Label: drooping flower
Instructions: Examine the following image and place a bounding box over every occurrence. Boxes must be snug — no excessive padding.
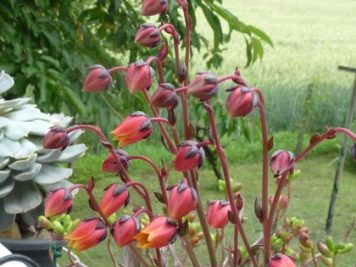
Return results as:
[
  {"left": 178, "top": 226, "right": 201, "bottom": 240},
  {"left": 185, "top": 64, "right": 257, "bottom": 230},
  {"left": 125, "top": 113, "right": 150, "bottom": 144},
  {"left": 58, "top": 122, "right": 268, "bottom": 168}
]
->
[
  {"left": 111, "top": 112, "right": 152, "bottom": 147},
  {"left": 43, "top": 126, "right": 69, "bottom": 150},
  {"left": 135, "top": 23, "right": 161, "bottom": 48},
  {"left": 270, "top": 150, "right": 295, "bottom": 177},
  {"left": 174, "top": 141, "right": 205, "bottom": 171},
  {"left": 142, "top": 0, "right": 168, "bottom": 16},
  {"left": 98, "top": 184, "right": 130, "bottom": 217},
  {"left": 150, "top": 83, "right": 179, "bottom": 108},
  {"left": 82, "top": 65, "right": 112, "bottom": 92},
  {"left": 269, "top": 254, "right": 296, "bottom": 267},
  {"left": 102, "top": 149, "right": 130, "bottom": 173},
  {"left": 226, "top": 86, "right": 258, "bottom": 117},
  {"left": 206, "top": 200, "right": 231, "bottom": 228},
  {"left": 44, "top": 188, "right": 73, "bottom": 217},
  {"left": 135, "top": 217, "right": 178, "bottom": 248},
  {"left": 187, "top": 72, "right": 218, "bottom": 101},
  {"left": 66, "top": 218, "right": 107, "bottom": 252},
  {"left": 125, "top": 61, "right": 154, "bottom": 93},
  {"left": 167, "top": 179, "right": 197, "bottom": 219},
  {"left": 112, "top": 215, "right": 140, "bottom": 247}
]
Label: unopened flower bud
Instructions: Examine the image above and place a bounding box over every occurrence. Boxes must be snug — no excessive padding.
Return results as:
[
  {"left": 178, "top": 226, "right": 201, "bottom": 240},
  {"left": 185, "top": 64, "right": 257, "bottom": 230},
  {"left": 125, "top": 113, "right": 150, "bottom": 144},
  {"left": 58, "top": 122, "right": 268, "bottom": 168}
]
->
[
  {"left": 226, "top": 86, "right": 258, "bottom": 117},
  {"left": 45, "top": 188, "right": 73, "bottom": 217},
  {"left": 82, "top": 65, "right": 112, "bottom": 92},
  {"left": 188, "top": 72, "right": 218, "bottom": 101},
  {"left": 125, "top": 61, "right": 154, "bottom": 93},
  {"left": 150, "top": 83, "right": 179, "bottom": 108},
  {"left": 43, "top": 126, "right": 69, "bottom": 150},
  {"left": 112, "top": 215, "right": 140, "bottom": 247},
  {"left": 269, "top": 254, "right": 296, "bottom": 267},
  {"left": 135, "top": 23, "right": 161, "bottom": 48},
  {"left": 142, "top": 0, "right": 168, "bottom": 16},
  {"left": 206, "top": 200, "right": 231, "bottom": 228},
  {"left": 98, "top": 184, "right": 130, "bottom": 217},
  {"left": 270, "top": 150, "right": 295, "bottom": 177},
  {"left": 102, "top": 149, "right": 130, "bottom": 173},
  {"left": 174, "top": 141, "right": 205, "bottom": 171}
]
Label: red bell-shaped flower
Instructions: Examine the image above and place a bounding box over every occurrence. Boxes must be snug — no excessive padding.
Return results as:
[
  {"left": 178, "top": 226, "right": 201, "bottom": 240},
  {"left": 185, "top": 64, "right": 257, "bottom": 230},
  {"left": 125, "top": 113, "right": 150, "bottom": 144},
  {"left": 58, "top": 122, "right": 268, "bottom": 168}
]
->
[
  {"left": 269, "top": 254, "right": 296, "bottom": 267},
  {"left": 125, "top": 61, "right": 154, "bottom": 93},
  {"left": 206, "top": 200, "right": 231, "bottom": 228},
  {"left": 44, "top": 188, "right": 73, "bottom": 217},
  {"left": 98, "top": 184, "right": 130, "bottom": 217},
  {"left": 66, "top": 218, "right": 107, "bottom": 252},
  {"left": 142, "top": 0, "right": 168, "bottom": 16},
  {"left": 174, "top": 141, "right": 205, "bottom": 171},
  {"left": 82, "top": 65, "right": 112, "bottom": 92},
  {"left": 111, "top": 112, "right": 152, "bottom": 147},
  {"left": 188, "top": 72, "right": 218, "bottom": 101},
  {"left": 150, "top": 83, "right": 179, "bottom": 108},
  {"left": 112, "top": 215, "right": 140, "bottom": 247},
  {"left": 135, "top": 217, "right": 178, "bottom": 248},
  {"left": 43, "top": 126, "right": 69, "bottom": 150},
  {"left": 102, "top": 149, "right": 130, "bottom": 173},
  {"left": 270, "top": 150, "right": 295, "bottom": 177},
  {"left": 167, "top": 179, "right": 197, "bottom": 219},
  {"left": 226, "top": 86, "right": 258, "bottom": 117},
  {"left": 135, "top": 23, "right": 161, "bottom": 48}
]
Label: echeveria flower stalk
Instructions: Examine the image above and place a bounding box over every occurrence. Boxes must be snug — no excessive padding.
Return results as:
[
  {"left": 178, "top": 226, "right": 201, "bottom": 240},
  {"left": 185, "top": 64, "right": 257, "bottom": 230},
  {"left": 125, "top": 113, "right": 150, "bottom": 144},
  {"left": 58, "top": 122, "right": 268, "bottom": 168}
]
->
[
  {"left": 125, "top": 61, "right": 154, "bottom": 93},
  {"left": 98, "top": 184, "right": 130, "bottom": 217},
  {"left": 111, "top": 112, "right": 152, "bottom": 147},
  {"left": 174, "top": 140, "right": 205, "bottom": 171},
  {"left": 167, "top": 179, "right": 197, "bottom": 219},
  {"left": 135, "top": 23, "right": 161, "bottom": 48},
  {"left": 187, "top": 72, "right": 218, "bottom": 101},
  {"left": 82, "top": 65, "right": 112, "bottom": 92},
  {"left": 43, "top": 126, "right": 70, "bottom": 150},
  {"left": 44, "top": 188, "right": 73, "bottom": 217},
  {"left": 102, "top": 149, "right": 130, "bottom": 173},
  {"left": 66, "top": 218, "right": 107, "bottom": 252},
  {"left": 270, "top": 150, "right": 295, "bottom": 177},
  {"left": 135, "top": 217, "right": 178, "bottom": 248},
  {"left": 206, "top": 200, "right": 231, "bottom": 229},
  {"left": 112, "top": 215, "right": 140, "bottom": 247},
  {"left": 269, "top": 254, "right": 296, "bottom": 267},
  {"left": 226, "top": 86, "right": 258, "bottom": 117},
  {"left": 141, "top": 0, "right": 168, "bottom": 16},
  {"left": 150, "top": 83, "right": 179, "bottom": 108}
]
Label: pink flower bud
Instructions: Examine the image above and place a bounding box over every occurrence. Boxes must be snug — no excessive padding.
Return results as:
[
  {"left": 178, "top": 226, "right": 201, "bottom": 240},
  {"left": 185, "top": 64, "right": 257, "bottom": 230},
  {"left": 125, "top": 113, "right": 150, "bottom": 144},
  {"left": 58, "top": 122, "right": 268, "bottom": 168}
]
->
[
  {"left": 102, "top": 149, "right": 130, "bottom": 173},
  {"left": 206, "top": 200, "right": 231, "bottom": 228},
  {"left": 43, "top": 126, "right": 69, "bottom": 150},
  {"left": 112, "top": 215, "right": 140, "bottom": 247},
  {"left": 141, "top": 0, "right": 168, "bottom": 16},
  {"left": 150, "top": 83, "right": 179, "bottom": 108},
  {"left": 269, "top": 254, "right": 296, "bottom": 267},
  {"left": 269, "top": 195, "right": 289, "bottom": 211},
  {"left": 135, "top": 217, "right": 178, "bottom": 248},
  {"left": 270, "top": 150, "right": 295, "bottom": 177},
  {"left": 82, "top": 65, "right": 112, "bottom": 92},
  {"left": 111, "top": 112, "right": 152, "bottom": 147},
  {"left": 351, "top": 143, "right": 356, "bottom": 161},
  {"left": 98, "top": 184, "right": 130, "bottom": 217},
  {"left": 174, "top": 140, "right": 205, "bottom": 171},
  {"left": 188, "top": 72, "right": 218, "bottom": 101},
  {"left": 66, "top": 218, "right": 107, "bottom": 252},
  {"left": 135, "top": 23, "right": 161, "bottom": 48},
  {"left": 167, "top": 180, "right": 197, "bottom": 219},
  {"left": 44, "top": 188, "right": 73, "bottom": 217},
  {"left": 226, "top": 86, "right": 258, "bottom": 117},
  {"left": 125, "top": 61, "right": 154, "bottom": 93}
]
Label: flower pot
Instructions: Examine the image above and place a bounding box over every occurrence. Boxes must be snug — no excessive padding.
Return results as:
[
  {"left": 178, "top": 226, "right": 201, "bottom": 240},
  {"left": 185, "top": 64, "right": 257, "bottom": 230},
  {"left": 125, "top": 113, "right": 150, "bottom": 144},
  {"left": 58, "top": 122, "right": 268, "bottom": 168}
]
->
[{"left": 0, "top": 238, "right": 65, "bottom": 267}]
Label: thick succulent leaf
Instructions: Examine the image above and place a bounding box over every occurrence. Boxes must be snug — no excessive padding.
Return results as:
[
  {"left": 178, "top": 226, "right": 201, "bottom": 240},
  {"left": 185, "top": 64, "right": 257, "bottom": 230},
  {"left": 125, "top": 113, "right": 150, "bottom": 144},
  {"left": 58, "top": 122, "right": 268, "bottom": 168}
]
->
[
  {"left": 8, "top": 153, "right": 37, "bottom": 171},
  {"left": 56, "top": 144, "right": 86, "bottom": 163},
  {"left": 3, "top": 181, "right": 42, "bottom": 214},
  {"left": 0, "top": 169, "right": 11, "bottom": 183},
  {"left": 0, "top": 98, "right": 31, "bottom": 111},
  {"left": 0, "top": 137, "right": 21, "bottom": 158},
  {"left": 0, "top": 117, "right": 9, "bottom": 128},
  {"left": 13, "top": 139, "right": 37, "bottom": 159},
  {"left": 68, "top": 129, "right": 84, "bottom": 144},
  {"left": 0, "top": 179, "right": 15, "bottom": 198},
  {"left": 24, "top": 120, "right": 55, "bottom": 136},
  {"left": 0, "top": 70, "right": 14, "bottom": 94},
  {"left": 48, "top": 113, "right": 73, "bottom": 128},
  {"left": 5, "top": 105, "right": 48, "bottom": 121},
  {"left": 40, "top": 180, "right": 72, "bottom": 193},
  {"left": 13, "top": 163, "right": 42, "bottom": 181},
  {"left": 28, "top": 136, "right": 46, "bottom": 150},
  {"left": 0, "top": 199, "right": 15, "bottom": 231},
  {"left": 36, "top": 149, "right": 62, "bottom": 163},
  {"left": 0, "top": 157, "right": 10, "bottom": 169},
  {"left": 5, "top": 120, "right": 32, "bottom": 140},
  {"left": 0, "top": 128, "right": 3, "bottom": 139},
  {"left": 34, "top": 164, "right": 72, "bottom": 185},
  {"left": 19, "top": 203, "right": 44, "bottom": 227}
]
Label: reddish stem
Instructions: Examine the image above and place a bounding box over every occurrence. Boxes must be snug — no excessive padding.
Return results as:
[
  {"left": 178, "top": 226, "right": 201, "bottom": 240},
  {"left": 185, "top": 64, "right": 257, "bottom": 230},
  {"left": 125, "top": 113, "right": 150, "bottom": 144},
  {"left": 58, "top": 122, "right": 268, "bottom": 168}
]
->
[
  {"left": 125, "top": 181, "right": 154, "bottom": 217},
  {"left": 108, "top": 66, "right": 127, "bottom": 74},
  {"left": 132, "top": 207, "right": 154, "bottom": 219},
  {"left": 175, "top": 86, "right": 188, "bottom": 93},
  {"left": 217, "top": 74, "right": 238, "bottom": 84}
]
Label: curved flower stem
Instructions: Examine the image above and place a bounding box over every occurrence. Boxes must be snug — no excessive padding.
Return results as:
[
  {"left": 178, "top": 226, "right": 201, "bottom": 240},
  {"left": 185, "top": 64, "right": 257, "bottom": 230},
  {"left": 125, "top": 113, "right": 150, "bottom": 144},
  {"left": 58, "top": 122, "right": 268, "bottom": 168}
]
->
[
  {"left": 204, "top": 101, "right": 257, "bottom": 267},
  {"left": 125, "top": 181, "right": 153, "bottom": 218},
  {"left": 181, "top": 5, "right": 191, "bottom": 86},
  {"left": 146, "top": 56, "right": 164, "bottom": 83},
  {"left": 107, "top": 233, "right": 118, "bottom": 267},
  {"left": 142, "top": 90, "right": 177, "bottom": 153},
  {"left": 175, "top": 86, "right": 188, "bottom": 93},
  {"left": 128, "top": 244, "right": 151, "bottom": 267},
  {"left": 334, "top": 127, "right": 356, "bottom": 140},
  {"left": 268, "top": 173, "right": 288, "bottom": 227},
  {"left": 233, "top": 224, "right": 239, "bottom": 267},
  {"left": 133, "top": 207, "right": 154, "bottom": 219},
  {"left": 150, "top": 117, "right": 173, "bottom": 127},
  {"left": 217, "top": 74, "right": 238, "bottom": 84},
  {"left": 66, "top": 125, "right": 146, "bottom": 199},
  {"left": 257, "top": 99, "right": 271, "bottom": 265},
  {"left": 108, "top": 66, "right": 127, "bottom": 74},
  {"left": 127, "top": 155, "right": 167, "bottom": 204}
]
